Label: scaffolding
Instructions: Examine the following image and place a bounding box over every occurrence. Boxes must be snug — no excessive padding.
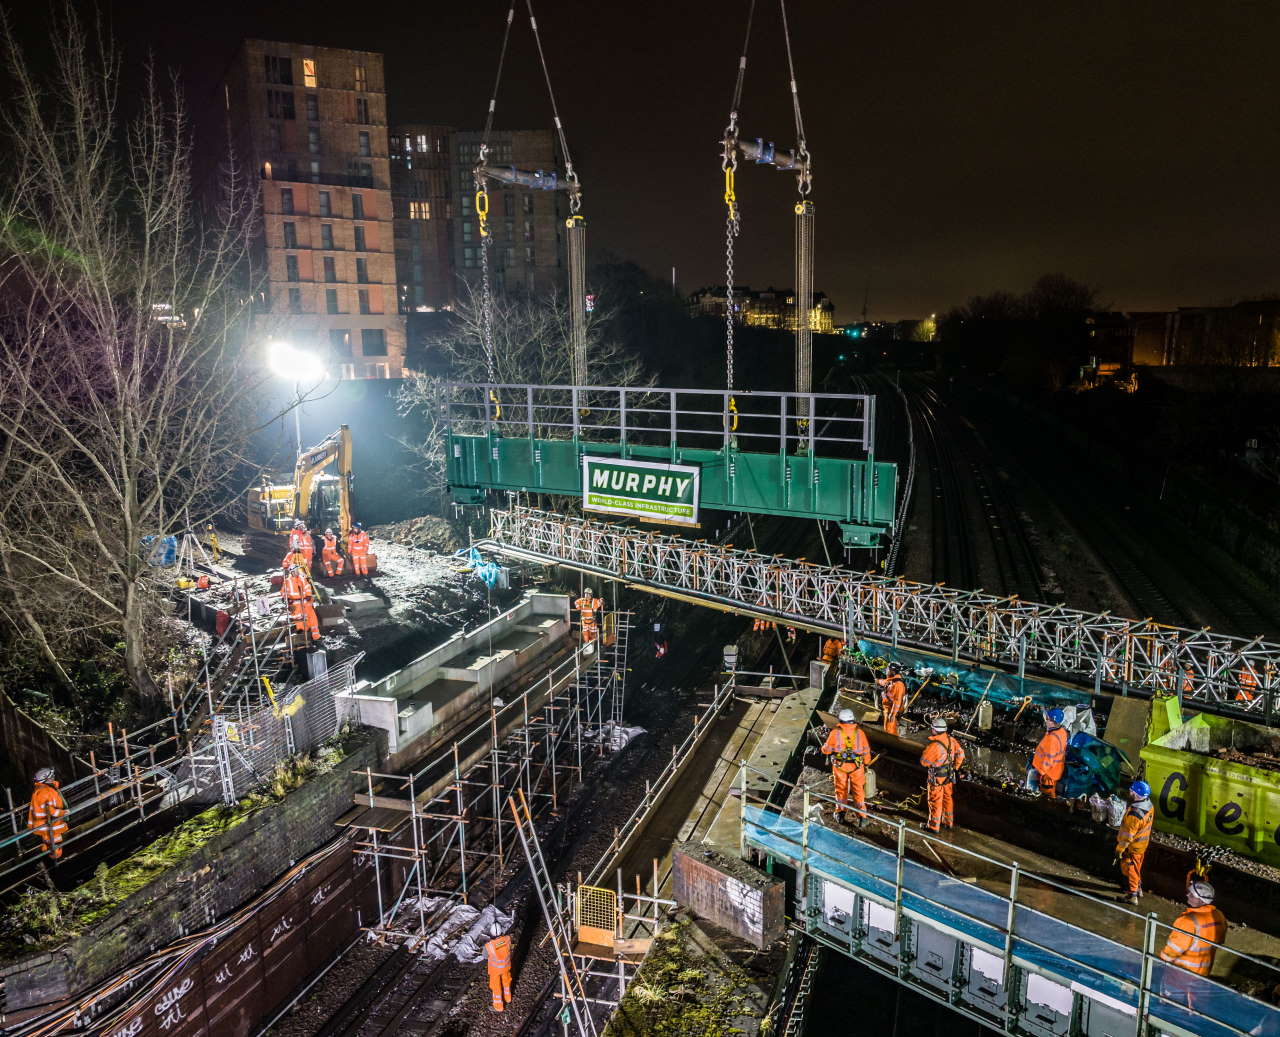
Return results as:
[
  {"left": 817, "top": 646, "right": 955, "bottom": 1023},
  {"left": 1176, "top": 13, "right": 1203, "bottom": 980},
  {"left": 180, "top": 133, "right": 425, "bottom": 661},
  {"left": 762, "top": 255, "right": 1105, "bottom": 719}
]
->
[
  {"left": 485, "top": 506, "right": 1280, "bottom": 723},
  {"left": 350, "top": 614, "right": 632, "bottom": 946}
]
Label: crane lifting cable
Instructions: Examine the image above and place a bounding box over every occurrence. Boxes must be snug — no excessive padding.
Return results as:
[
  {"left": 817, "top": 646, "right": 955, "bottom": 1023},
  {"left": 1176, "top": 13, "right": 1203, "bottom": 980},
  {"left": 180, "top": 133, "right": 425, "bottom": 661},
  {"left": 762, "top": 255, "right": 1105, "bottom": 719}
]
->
[
  {"left": 720, "top": 0, "right": 814, "bottom": 415},
  {"left": 474, "top": 0, "right": 587, "bottom": 395}
]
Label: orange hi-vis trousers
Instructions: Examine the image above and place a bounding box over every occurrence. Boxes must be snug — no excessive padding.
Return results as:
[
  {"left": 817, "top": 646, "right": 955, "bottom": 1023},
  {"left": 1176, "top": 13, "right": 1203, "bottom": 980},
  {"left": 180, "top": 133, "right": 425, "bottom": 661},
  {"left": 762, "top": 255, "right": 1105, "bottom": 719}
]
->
[
  {"left": 926, "top": 781, "right": 955, "bottom": 831},
  {"left": 832, "top": 765, "right": 866, "bottom": 818}
]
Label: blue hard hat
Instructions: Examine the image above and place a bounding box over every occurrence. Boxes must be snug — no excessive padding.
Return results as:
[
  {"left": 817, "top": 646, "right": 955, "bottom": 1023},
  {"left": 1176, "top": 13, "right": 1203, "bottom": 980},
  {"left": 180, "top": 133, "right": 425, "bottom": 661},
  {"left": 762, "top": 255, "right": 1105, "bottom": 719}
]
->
[
  {"left": 1130, "top": 780, "right": 1151, "bottom": 798},
  {"left": 1046, "top": 707, "right": 1065, "bottom": 725}
]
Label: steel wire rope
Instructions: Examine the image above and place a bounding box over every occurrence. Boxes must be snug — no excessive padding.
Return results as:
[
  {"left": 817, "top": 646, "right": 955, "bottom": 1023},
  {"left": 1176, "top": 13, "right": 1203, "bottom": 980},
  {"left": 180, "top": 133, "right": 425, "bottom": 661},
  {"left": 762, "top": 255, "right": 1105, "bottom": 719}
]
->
[{"left": 474, "top": 1, "right": 517, "bottom": 385}]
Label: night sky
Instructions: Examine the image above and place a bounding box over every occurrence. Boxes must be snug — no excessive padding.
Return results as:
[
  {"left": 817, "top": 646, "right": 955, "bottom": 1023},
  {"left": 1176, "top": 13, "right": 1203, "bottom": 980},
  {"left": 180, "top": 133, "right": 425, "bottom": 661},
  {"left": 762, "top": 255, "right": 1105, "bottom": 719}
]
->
[{"left": 36, "top": 1, "right": 1280, "bottom": 319}]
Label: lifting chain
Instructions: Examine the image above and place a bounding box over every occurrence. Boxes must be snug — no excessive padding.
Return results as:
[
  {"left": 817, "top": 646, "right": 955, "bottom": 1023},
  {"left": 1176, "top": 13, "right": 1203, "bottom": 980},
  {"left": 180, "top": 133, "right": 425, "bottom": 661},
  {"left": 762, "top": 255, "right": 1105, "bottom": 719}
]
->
[
  {"left": 722, "top": 112, "right": 740, "bottom": 394},
  {"left": 476, "top": 147, "right": 497, "bottom": 386}
]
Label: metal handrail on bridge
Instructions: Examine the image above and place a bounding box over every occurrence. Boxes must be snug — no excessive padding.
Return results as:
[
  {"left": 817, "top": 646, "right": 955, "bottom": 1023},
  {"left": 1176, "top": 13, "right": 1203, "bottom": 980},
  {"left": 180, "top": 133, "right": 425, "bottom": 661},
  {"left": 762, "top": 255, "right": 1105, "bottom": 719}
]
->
[
  {"left": 484, "top": 506, "right": 1280, "bottom": 722},
  {"left": 441, "top": 382, "right": 876, "bottom": 456}
]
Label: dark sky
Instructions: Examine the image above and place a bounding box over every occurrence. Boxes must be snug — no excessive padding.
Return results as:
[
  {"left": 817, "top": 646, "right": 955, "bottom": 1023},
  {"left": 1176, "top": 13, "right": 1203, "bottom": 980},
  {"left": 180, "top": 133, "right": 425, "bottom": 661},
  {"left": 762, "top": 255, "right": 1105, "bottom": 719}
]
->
[{"left": 38, "top": 1, "right": 1280, "bottom": 319}]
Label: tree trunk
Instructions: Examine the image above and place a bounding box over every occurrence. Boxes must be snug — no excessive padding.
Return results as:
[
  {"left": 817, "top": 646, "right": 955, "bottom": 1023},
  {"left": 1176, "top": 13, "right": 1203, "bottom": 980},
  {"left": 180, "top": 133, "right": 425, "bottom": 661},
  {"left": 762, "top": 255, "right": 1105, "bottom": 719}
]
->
[{"left": 122, "top": 583, "right": 157, "bottom": 699}]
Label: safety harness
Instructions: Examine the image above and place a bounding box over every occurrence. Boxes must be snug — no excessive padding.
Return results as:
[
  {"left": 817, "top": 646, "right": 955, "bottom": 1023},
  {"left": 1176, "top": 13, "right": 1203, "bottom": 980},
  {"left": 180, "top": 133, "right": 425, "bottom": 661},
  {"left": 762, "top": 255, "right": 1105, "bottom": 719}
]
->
[{"left": 834, "top": 727, "right": 865, "bottom": 767}]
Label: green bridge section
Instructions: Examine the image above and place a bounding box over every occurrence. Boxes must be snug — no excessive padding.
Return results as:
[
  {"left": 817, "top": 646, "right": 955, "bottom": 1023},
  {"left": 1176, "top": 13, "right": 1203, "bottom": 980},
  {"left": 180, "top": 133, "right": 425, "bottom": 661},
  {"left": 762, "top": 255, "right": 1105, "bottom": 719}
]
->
[{"left": 447, "top": 432, "right": 897, "bottom": 546}]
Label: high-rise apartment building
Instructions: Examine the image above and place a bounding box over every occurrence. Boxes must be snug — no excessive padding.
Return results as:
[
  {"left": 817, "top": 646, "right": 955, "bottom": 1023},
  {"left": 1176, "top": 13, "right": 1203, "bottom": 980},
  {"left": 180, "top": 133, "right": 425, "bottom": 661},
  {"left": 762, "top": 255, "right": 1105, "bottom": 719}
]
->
[
  {"left": 389, "top": 125, "right": 455, "bottom": 313},
  {"left": 450, "top": 130, "right": 567, "bottom": 298},
  {"left": 225, "top": 40, "right": 406, "bottom": 379}
]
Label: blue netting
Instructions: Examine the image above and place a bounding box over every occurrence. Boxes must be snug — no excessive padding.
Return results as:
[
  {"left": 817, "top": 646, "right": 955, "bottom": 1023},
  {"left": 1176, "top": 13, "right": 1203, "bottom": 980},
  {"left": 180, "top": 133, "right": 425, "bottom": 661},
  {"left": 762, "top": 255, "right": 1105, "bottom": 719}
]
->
[{"left": 141, "top": 534, "right": 177, "bottom": 566}]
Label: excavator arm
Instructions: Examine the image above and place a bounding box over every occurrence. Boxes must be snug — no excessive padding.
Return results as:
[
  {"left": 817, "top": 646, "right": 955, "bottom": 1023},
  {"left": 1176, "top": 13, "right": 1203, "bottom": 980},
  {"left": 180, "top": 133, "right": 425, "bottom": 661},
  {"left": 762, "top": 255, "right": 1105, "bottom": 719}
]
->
[{"left": 293, "top": 424, "right": 353, "bottom": 529}]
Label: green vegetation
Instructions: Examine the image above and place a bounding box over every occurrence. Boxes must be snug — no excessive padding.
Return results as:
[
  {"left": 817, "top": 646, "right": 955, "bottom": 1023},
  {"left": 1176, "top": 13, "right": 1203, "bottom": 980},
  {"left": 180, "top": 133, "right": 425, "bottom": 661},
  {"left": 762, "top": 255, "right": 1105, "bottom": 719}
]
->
[
  {"left": 0, "top": 738, "right": 352, "bottom": 958},
  {"left": 603, "top": 921, "right": 756, "bottom": 1037}
]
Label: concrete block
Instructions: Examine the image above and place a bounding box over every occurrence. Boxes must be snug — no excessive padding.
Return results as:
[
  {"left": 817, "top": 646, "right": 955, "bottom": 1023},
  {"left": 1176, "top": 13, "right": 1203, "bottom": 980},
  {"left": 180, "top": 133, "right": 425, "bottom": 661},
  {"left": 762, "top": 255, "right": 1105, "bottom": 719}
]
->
[
  {"left": 672, "top": 842, "right": 785, "bottom": 950},
  {"left": 332, "top": 592, "right": 385, "bottom": 617}
]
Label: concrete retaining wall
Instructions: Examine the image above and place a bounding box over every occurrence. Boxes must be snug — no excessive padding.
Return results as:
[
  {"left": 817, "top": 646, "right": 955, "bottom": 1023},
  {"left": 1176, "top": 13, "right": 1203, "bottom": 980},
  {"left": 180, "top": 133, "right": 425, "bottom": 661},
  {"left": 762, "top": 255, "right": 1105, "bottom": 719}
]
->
[{"left": 0, "top": 730, "right": 384, "bottom": 1012}]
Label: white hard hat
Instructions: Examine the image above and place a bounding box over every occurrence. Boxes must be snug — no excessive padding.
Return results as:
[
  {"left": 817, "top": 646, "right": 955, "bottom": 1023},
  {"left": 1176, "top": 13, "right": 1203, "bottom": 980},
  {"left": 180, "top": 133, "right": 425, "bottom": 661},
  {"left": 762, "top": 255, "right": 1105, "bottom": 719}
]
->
[
  {"left": 584, "top": 587, "right": 594, "bottom": 597},
  {"left": 931, "top": 717, "right": 948, "bottom": 732},
  {"left": 34, "top": 767, "right": 55, "bottom": 783},
  {"left": 1188, "top": 880, "right": 1215, "bottom": 904},
  {"left": 838, "top": 708, "right": 855, "bottom": 723}
]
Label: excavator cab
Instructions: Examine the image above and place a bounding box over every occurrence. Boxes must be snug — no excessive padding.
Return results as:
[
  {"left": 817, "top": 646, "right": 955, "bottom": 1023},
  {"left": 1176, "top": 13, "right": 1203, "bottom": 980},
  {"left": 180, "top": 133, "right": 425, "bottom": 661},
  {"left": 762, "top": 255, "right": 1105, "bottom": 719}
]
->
[{"left": 244, "top": 425, "right": 353, "bottom": 561}]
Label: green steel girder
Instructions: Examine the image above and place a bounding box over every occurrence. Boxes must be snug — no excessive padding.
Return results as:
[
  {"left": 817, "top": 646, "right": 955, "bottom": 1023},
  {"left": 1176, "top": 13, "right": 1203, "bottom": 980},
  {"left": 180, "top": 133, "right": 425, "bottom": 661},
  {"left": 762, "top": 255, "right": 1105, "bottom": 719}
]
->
[{"left": 446, "top": 432, "right": 897, "bottom": 546}]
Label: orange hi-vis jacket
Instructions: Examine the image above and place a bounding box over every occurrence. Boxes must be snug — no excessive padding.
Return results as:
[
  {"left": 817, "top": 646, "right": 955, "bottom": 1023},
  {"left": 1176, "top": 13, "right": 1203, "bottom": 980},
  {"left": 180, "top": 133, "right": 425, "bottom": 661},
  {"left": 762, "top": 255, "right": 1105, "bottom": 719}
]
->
[
  {"left": 347, "top": 529, "right": 370, "bottom": 556},
  {"left": 485, "top": 934, "right": 512, "bottom": 971},
  {"left": 322, "top": 531, "right": 339, "bottom": 554},
  {"left": 281, "top": 571, "right": 313, "bottom": 604},
  {"left": 288, "top": 528, "right": 313, "bottom": 558},
  {"left": 920, "top": 732, "right": 966, "bottom": 785},
  {"left": 1033, "top": 727, "right": 1069, "bottom": 783},
  {"left": 1159, "top": 904, "right": 1227, "bottom": 975},
  {"left": 28, "top": 781, "right": 68, "bottom": 851},
  {"left": 822, "top": 723, "right": 870, "bottom": 768},
  {"left": 574, "top": 595, "right": 602, "bottom": 625},
  {"left": 1236, "top": 666, "right": 1259, "bottom": 702},
  {"left": 1116, "top": 799, "right": 1154, "bottom": 857}
]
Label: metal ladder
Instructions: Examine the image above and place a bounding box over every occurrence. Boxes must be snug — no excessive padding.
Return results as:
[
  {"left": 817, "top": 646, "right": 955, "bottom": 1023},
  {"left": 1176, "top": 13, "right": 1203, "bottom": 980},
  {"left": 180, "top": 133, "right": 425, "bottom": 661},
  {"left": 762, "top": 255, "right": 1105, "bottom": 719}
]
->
[
  {"left": 507, "top": 789, "right": 599, "bottom": 1037},
  {"left": 607, "top": 613, "right": 630, "bottom": 732}
]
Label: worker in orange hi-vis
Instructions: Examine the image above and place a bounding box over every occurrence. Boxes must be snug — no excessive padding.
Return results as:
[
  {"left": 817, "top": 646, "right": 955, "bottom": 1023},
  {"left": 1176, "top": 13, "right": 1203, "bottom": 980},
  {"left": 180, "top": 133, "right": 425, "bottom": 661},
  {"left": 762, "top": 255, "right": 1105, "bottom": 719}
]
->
[
  {"left": 877, "top": 663, "right": 908, "bottom": 736},
  {"left": 1236, "top": 663, "right": 1259, "bottom": 703},
  {"left": 574, "top": 587, "right": 603, "bottom": 645},
  {"left": 1029, "top": 708, "right": 1069, "bottom": 798},
  {"left": 919, "top": 717, "right": 966, "bottom": 832},
  {"left": 484, "top": 925, "right": 513, "bottom": 1012},
  {"left": 320, "top": 528, "right": 345, "bottom": 577},
  {"left": 28, "top": 767, "right": 68, "bottom": 860},
  {"left": 1115, "top": 780, "right": 1154, "bottom": 904},
  {"left": 821, "top": 708, "right": 871, "bottom": 827},
  {"left": 1159, "top": 880, "right": 1227, "bottom": 976},
  {"left": 346, "top": 522, "right": 371, "bottom": 576},
  {"left": 281, "top": 564, "right": 321, "bottom": 642},
  {"left": 286, "top": 520, "right": 314, "bottom": 571}
]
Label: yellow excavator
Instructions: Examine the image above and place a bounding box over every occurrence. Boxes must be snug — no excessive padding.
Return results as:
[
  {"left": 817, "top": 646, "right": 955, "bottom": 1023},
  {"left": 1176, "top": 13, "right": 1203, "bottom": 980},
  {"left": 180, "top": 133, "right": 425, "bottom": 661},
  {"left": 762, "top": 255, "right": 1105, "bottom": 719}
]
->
[{"left": 245, "top": 425, "right": 353, "bottom": 559}]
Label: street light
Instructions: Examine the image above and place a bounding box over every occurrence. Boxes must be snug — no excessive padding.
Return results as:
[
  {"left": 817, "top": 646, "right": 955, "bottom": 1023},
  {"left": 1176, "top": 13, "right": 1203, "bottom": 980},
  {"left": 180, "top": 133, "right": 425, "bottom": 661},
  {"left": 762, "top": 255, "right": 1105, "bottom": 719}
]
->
[{"left": 268, "top": 340, "right": 326, "bottom": 453}]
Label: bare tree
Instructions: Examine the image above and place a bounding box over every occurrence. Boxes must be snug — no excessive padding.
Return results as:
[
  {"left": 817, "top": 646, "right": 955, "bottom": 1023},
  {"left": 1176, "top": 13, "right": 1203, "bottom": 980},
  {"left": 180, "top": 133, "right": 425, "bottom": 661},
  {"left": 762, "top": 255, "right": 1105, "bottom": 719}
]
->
[
  {"left": 0, "top": 7, "right": 280, "bottom": 696},
  {"left": 397, "top": 280, "right": 651, "bottom": 502}
]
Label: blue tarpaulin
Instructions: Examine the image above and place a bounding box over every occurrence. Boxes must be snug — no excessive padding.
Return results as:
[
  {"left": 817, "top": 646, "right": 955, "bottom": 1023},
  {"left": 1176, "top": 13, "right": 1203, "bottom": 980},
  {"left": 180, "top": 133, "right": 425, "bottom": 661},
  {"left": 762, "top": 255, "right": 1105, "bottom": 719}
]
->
[
  {"left": 141, "top": 534, "right": 177, "bottom": 566},
  {"left": 854, "top": 640, "right": 1085, "bottom": 709}
]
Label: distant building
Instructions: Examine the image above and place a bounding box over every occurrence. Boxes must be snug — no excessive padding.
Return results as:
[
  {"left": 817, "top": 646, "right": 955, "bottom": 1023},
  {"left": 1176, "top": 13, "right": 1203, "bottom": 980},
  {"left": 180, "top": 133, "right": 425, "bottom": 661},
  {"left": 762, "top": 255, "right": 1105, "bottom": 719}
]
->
[
  {"left": 450, "top": 130, "right": 568, "bottom": 297},
  {"left": 389, "top": 125, "right": 455, "bottom": 314},
  {"left": 689, "top": 285, "right": 835, "bottom": 333},
  {"left": 224, "top": 40, "right": 407, "bottom": 379},
  {"left": 1128, "top": 301, "right": 1280, "bottom": 367}
]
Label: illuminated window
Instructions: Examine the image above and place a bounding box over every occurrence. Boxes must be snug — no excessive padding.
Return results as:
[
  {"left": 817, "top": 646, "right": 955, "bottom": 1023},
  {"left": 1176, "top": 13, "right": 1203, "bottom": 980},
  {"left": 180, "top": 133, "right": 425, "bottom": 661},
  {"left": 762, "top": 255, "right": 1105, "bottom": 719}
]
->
[
  {"left": 302, "top": 59, "right": 317, "bottom": 88},
  {"left": 354, "top": 64, "right": 367, "bottom": 92},
  {"left": 416, "top": 134, "right": 428, "bottom": 153},
  {"left": 329, "top": 329, "right": 351, "bottom": 357}
]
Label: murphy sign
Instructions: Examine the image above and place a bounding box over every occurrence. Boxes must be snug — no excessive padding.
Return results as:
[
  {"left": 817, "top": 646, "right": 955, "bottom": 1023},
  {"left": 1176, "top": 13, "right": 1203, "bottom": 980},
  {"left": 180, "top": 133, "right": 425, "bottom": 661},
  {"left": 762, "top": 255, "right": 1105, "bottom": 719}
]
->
[{"left": 582, "top": 456, "right": 701, "bottom": 526}]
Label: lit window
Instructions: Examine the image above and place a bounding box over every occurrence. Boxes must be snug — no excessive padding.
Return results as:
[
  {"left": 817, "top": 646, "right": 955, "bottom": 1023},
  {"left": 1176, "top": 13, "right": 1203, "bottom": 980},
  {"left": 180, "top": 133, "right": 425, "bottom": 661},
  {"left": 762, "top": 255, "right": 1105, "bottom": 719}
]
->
[
  {"left": 302, "top": 59, "right": 317, "bottom": 88},
  {"left": 354, "top": 64, "right": 367, "bottom": 92},
  {"left": 416, "top": 134, "right": 428, "bottom": 153},
  {"left": 329, "top": 329, "right": 351, "bottom": 357},
  {"left": 310, "top": 160, "right": 320, "bottom": 183},
  {"left": 409, "top": 201, "right": 429, "bottom": 220}
]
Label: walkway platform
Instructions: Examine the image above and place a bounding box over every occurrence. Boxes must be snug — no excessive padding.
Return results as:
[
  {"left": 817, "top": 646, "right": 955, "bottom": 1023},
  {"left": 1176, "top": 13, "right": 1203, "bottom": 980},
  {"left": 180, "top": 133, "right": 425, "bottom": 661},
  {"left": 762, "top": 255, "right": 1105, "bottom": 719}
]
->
[{"left": 743, "top": 803, "right": 1280, "bottom": 1037}]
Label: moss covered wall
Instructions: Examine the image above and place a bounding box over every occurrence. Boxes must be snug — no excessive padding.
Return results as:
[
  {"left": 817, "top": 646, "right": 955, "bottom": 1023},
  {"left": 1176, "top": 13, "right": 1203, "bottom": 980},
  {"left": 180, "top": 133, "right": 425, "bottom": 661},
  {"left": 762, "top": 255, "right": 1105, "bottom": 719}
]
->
[{"left": 1, "top": 730, "right": 383, "bottom": 1011}]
